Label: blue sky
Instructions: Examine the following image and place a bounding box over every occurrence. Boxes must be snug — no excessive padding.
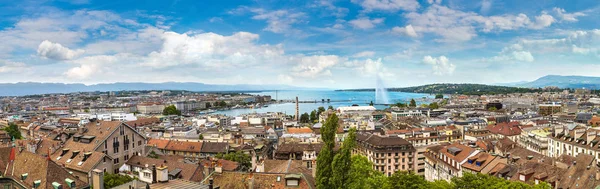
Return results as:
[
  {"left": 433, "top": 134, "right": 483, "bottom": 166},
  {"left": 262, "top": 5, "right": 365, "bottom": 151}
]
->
[{"left": 0, "top": 0, "right": 599, "bottom": 89}]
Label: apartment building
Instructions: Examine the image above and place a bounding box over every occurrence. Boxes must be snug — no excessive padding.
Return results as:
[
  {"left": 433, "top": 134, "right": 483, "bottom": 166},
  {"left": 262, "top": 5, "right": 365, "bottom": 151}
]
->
[
  {"left": 487, "top": 121, "right": 522, "bottom": 142},
  {"left": 518, "top": 127, "right": 551, "bottom": 155},
  {"left": 136, "top": 102, "right": 165, "bottom": 114},
  {"left": 51, "top": 121, "right": 147, "bottom": 184},
  {"left": 424, "top": 143, "right": 478, "bottom": 181},
  {"left": 538, "top": 103, "right": 562, "bottom": 116},
  {"left": 386, "top": 126, "right": 463, "bottom": 175},
  {"left": 353, "top": 132, "right": 416, "bottom": 176},
  {"left": 547, "top": 124, "right": 600, "bottom": 161}
]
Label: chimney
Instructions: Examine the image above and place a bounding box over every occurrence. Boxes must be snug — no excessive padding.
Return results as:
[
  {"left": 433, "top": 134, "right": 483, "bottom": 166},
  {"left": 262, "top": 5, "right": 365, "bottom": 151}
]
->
[
  {"left": 152, "top": 164, "right": 157, "bottom": 183},
  {"left": 596, "top": 171, "right": 600, "bottom": 181},
  {"left": 156, "top": 165, "right": 168, "bottom": 182},
  {"left": 92, "top": 169, "right": 104, "bottom": 189}
]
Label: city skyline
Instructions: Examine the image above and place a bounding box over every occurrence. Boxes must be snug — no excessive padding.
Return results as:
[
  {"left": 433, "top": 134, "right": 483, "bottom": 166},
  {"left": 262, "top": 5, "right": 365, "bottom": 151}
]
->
[{"left": 0, "top": 0, "right": 599, "bottom": 89}]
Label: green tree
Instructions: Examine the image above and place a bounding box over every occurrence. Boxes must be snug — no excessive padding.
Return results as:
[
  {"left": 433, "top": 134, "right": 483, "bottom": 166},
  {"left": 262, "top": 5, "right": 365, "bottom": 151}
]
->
[
  {"left": 317, "top": 113, "right": 338, "bottom": 189},
  {"left": 198, "top": 134, "right": 204, "bottom": 140},
  {"left": 346, "top": 155, "right": 390, "bottom": 189},
  {"left": 409, "top": 99, "right": 417, "bottom": 107},
  {"left": 388, "top": 171, "right": 429, "bottom": 189},
  {"left": 218, "top": 101, "right": 227, "bottom": 107},
  {"left": 429, "top": 102, "right": 439, "bottom": 109},
  {"left": 435, "top": 94, "right": 444, "bottom": 99},
  {"left": 369, "top": 101, "right": 374, "bottom": 106},
  {"left": 3, "top": 123, "right": 22, "bottom": 139},
  {"left": 317, "top": 106, "right": 326, "bottom": 119},
  {"left": 205, "top": 102, "right": 212, "bottom": 109},
  {"left": 488, "top": 107, "right": 498, "bottom": 111},
  {"left": 331, "top": 128, "right": 357, "bottom": 188},
  {"left": 310, "top": 110, "right": 318, "bottom": 123},
  {"left": 429, "top": 180, "right": 454, "bottom": 189},
  {"left": 162, "top": 105, "right": 181, "bottom": 116},
  {"left": 104, "top": 173, "right": 134, "bottom": 188},
  {"left": 215, "top": 151, "right": 251, "bottom": 171},
  {"left": 394, "top": 102, "right": 407, "bottom": 108},
  {"left": 300, "top": 113, "right": 310, "bottom": 123},
  {"left": 328, "top": 105, "right": 334, "bottom": 110}
]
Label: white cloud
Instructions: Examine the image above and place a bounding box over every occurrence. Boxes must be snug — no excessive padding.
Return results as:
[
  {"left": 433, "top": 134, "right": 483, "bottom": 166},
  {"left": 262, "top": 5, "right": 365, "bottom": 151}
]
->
[
  {"left": 553, "top": 7, "right": 585, "bottom": 22},
  {"left": 391, "top": 25, "right": 418, "bottom": 38},
  {"left": 403, "top": 5, "right": 556, "bottom": 42},
  {"left": 427, "top": 0, "right": 442, "bottom": 4},
  {"left": 37, "top": 40, "right": 85, "bottom": 60},
  {"left": 291, "top": 55, "right": 340, "bottom": 78},
  {"left": 480, "top": 0, "right": 492, "bottom": 14},
  {"left": 353, "top": 51, "right": 376, "bottom": 58},
  {"left": 0, "top": 60, "right": 27, "bottom": 73},
  {"left": 422, "top": 55, "right": 455, "bottom": 75},
  {"left": 485, "top": 44, "right": 535, "bottom": 62},
  {"left": 348, "top": 17, "right": 384, "bottom": 29},
  {"left": 241, "top": 8, "right": 306, "bottom": 35},
  {"left": 352, "top": 0, "right": 420, "bottom": 12},
  {"left": 209, "top": 17, "right": 223, "bottom": 23}
]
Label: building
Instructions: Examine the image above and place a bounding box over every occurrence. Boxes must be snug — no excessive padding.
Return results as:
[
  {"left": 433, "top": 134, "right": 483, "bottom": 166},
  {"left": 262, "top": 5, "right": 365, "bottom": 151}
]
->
[
  {"left": 391, "top": 109, "right": 424, "bottom": 121},
  {"left": 336, "top": 106, "right": 376, "bottom": 114},
  {"left": 538, "top": 103, "right": 562, "bottom": 116},
  {"left": 518, "top": 127, "right": 551, "bottom": 155},
  {"left": 354, "top": 132, "right": 416, "bottom": 176},
  {"left": 0, "top": 147, "right": 89, "bottom": 189},
  {"left": 50, "top": 121, "right": 147, "bottom": 184},
  {"left": 137, "top": 102, "right": 165, "bottom": 114},
  {"left": 423, "top": 143, "right": 478, "bottom": 181},
  {"left": 547, "top": 125, "right": 600, "bottom": 162},
  {"left": 487, "top": 122, "right": 522, "bottom": 142}
]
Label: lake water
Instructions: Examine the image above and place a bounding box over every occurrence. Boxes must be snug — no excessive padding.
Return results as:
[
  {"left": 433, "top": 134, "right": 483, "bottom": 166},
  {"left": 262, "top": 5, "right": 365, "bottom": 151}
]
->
[{"left": 214, "top": 90, "right": 434, "bottom": 116}]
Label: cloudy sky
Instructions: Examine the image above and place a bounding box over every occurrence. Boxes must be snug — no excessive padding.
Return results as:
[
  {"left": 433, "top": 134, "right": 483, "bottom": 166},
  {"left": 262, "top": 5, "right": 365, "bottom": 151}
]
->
[{"left": 0, "top": 0, "right": 599, "bottom": 89}]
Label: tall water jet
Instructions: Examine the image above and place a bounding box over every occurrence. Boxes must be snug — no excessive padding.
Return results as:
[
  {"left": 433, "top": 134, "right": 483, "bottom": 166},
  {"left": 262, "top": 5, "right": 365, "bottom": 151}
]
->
[{"left": 375, "top": 75, "right": 390, "bottom": 104}]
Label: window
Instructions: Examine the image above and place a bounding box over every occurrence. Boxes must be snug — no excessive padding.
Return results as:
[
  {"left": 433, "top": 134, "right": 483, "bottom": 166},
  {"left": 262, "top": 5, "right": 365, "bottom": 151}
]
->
[
  {"left": 124, "top": 155, "right": 129, "bottom": 161},
  {"left": 402, "top": 152, "right": 405, "bottom": 156},
  {"left": 114, "top": 158, "right": 119, "bottom": 164},
  {"left": 113, "top": 138, "right": 119, "bottom": 153},
  {"left": 104, "top": 141, "right": 107, "bottom": 149},
  {"left": 144, "top": 172, "right": 151, "bottom": 178},
  {"left": 120, "top": 125, "right": 124, "bottom": 135}
]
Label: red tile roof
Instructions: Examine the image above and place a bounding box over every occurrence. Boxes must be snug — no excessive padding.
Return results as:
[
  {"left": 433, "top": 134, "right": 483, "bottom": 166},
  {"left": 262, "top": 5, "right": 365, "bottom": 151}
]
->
[{"left": 487, "top": 122, "right": 521, "bottom": 136}]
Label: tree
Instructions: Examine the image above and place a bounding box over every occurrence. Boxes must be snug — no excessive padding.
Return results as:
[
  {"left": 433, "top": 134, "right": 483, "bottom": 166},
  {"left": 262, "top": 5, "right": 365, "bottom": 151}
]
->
[
  {"left": 388, "top": 171, "right": 429, "bottom": 189},
  {"left": 488, "top": 107, "right": 498, "bottom": 111},
  {"left": 3, "top": 123, "right": 22, "bottom": 139},
  {"left": 369, "top": 101, "right": 374, "bottom": 106},
  {"left": 328, "top": 105, "right": 334, "bottom": 110},
  {"left": 215, "top": 151, "right": 251, "bottom": 171},
  {"left": 205, "top": 102, "right": 212, "bottom": 109},
  {"left": 331, "top": 128, "right": 357, "bottom": 188},
  {"left": 317, "top": 106, "right": 326, "bottom": 118},
  {"left": 104, "top": 173, "right": 134, "bottom": 188},
  {"left": 218, "top": 101, "right": 227, "bottom": 107},
  {"left": 310, "top": 110, "right": 318, "bottom": 123},
  {"left": 435, "top": 94, "right": 444, "bottom": 99},
  {"left": 394, "top": 102, "right": 407, "bottom": 108},
  {"left": 429, "top": 102, "right": 439, "bottom": 109},
  {"left": 316, "top": 113, "right": 338, "bottom": 189},
  {"left": 346, "top": 155, "right": 389, "bottom": 189},
  {"left": 300, "top": 113, "right": 310, "bottom": 123},
  {"left": 162, "top": 105, "right": 181, "bottom": 116},
  {"left": 198, "top": 134, "right": 204, "bottom": 140},
  {"left": 409, "top": 99, "right": 417, "bottom": 107}
]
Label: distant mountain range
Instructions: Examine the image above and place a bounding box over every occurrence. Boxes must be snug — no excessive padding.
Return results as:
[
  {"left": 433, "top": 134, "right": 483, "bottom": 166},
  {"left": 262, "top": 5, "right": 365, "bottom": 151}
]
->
[
  {"left": 500, "top": 75, "right": 600, "bottom": 89},
  {"left": 0, "top": 82, "right": 319, "bottom": 96}
]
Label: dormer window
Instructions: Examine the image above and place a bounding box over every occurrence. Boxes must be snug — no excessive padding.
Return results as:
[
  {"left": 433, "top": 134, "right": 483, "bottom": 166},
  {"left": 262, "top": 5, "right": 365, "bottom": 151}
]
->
[
  {"left": 52, "top": 182, "right": 62, "bottom": 189},
  {"left": 285, "top": 174, "right": 302, "bottom": 186},
  {"left": 57, "top": 149, "right": 70, "bottom": 160},
  {"left": 33, "top": 180, "right": 41, "bottom": 188},
  {"left": 21, "top": 173, "right": 28, "bottom": 180},
  {"left": 65, "top": 178, "right": 75, "bottom": 188}
]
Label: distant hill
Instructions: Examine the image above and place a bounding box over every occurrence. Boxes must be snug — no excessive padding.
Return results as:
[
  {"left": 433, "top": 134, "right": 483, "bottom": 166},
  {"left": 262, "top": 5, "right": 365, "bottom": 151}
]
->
[
  {"left": 339, "top": 83, "right": 557, "bottom": 95},
  {"left": 517, "top": 75, "right": 600, "bottom": 89},
  {"left": 0, "top": 82, "right": 318, "bottom": 96}
]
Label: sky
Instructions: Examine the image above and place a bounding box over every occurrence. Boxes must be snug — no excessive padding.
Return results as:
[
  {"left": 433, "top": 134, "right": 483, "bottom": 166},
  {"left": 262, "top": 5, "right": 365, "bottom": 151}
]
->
[{"left": 0, "top": 0, "right": 599, "bottom": 89}]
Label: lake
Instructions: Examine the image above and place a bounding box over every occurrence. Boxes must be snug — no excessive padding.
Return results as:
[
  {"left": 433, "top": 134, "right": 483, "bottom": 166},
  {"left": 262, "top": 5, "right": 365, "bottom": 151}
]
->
[{"left": 213, "top": 90, "right": 434, "bottom": 116}]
